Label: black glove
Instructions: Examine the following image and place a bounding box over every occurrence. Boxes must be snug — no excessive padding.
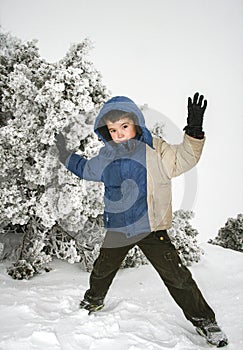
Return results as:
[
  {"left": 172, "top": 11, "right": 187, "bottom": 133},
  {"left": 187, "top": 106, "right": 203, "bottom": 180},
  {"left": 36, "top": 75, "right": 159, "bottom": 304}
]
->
[
  {"left": 183, "top": 92, "right": 207, "bottom": 139},
  {"left": 55, "top": 132, "right": 72, "bottom": 165}
]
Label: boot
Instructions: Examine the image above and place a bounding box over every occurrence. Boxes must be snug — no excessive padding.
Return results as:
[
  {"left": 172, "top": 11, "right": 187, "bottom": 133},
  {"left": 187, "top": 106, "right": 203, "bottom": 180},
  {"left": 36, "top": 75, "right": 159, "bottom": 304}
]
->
[
  {"left": 80, "top": 298, "right": 104, "bottom": 315},
  {"left": 196, "top": 321, "right": 228, "bottom": 347}
]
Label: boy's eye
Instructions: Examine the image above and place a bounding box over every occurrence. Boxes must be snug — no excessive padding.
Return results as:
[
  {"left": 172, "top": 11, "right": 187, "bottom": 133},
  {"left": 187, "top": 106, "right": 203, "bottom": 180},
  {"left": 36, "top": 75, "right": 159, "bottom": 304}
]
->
[
  {"left": 123, "top": 124, "right": 128, "bottom": 129},
  {"left": 110, "top": 129, "right": 116, "bottom": 133}
]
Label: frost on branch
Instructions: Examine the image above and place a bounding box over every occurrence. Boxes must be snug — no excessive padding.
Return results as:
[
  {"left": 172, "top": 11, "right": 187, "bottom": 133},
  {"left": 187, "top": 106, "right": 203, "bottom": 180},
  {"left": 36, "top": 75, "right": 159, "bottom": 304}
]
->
[{"left": 208, "top": 213, "right": 243, "bottom": 252}]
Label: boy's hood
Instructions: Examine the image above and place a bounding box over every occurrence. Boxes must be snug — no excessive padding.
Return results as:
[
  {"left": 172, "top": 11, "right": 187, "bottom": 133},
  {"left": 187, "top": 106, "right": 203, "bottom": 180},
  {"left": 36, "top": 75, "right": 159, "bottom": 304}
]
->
[{"left": 94, "top": 96, "right": 153, "bottom": 147}]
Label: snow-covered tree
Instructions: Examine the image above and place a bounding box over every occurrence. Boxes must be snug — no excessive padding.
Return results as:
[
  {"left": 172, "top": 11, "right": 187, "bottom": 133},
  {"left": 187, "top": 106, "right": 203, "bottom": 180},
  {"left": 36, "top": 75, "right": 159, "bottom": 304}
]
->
[
  {"left": 168, "top": 210, "right": 204, "bottom": 266},
  {"left": 0, "top": 29, "right": 109, "bottom": 278},
  {"left": 208, "top": 213, "right": 243, "bottom": 252}
]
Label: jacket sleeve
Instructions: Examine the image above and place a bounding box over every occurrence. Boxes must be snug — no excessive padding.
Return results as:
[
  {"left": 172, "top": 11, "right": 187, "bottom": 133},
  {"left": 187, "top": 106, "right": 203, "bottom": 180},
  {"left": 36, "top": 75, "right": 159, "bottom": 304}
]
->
[
  {"left": 65, "top": 153, "right": 104, "bottom": 182},
  {"left": 153, "top": 133, "right": 205, "bottom": 178}
]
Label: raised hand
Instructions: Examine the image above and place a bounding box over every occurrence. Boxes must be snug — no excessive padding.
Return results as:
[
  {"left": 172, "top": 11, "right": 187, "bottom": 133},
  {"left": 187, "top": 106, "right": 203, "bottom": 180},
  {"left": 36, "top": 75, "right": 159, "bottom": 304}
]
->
[{"left": 184, "top": 92, "right": 207, "bottom": 139}]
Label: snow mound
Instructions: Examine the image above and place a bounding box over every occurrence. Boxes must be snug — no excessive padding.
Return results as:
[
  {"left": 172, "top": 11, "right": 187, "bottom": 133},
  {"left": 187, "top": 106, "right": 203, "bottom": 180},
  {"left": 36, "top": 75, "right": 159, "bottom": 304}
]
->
[{"left": 0, "top": 243, "right": 242, "bottom": 349}]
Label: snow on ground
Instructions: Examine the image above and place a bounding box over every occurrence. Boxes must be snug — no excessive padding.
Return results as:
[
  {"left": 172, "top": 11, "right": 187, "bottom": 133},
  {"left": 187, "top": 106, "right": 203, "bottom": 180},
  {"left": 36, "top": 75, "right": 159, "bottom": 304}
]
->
[{"left": 0, "top": 243, "right": 242, "bottom": 350}]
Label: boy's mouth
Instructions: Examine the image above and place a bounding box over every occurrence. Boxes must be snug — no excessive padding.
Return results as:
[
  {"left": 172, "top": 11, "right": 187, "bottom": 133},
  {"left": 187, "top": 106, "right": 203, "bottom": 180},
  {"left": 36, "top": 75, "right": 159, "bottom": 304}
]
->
[{"left": 114, "top": 139, "right": 128, "bottom": 143}]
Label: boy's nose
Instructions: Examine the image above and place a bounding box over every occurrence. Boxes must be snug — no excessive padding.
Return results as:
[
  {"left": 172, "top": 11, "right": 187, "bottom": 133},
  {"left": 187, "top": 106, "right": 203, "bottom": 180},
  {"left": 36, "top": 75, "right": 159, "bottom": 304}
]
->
[{"left": 117, "top": 130, "right": 124, "bottom": 138}]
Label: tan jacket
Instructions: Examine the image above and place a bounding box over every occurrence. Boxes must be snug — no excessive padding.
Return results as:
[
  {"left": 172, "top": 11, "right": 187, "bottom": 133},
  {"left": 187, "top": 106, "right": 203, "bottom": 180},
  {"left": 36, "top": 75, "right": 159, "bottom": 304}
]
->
[{"left": 147, "top": 134, "right": 205, "bottom": 231}]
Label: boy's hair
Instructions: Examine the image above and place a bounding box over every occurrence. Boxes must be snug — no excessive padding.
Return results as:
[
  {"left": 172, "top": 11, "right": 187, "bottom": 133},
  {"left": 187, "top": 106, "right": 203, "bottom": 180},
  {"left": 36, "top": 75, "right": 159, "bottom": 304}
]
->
[{"left": 97, "top": 110, "right": 142, "bottom": 142}]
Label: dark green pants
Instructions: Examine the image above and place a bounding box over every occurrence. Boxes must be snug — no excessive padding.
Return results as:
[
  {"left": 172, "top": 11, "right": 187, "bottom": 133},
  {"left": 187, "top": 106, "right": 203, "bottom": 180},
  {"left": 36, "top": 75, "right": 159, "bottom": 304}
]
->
[{"left": 84, "top": 230, "right": 215, "bottom": 326}]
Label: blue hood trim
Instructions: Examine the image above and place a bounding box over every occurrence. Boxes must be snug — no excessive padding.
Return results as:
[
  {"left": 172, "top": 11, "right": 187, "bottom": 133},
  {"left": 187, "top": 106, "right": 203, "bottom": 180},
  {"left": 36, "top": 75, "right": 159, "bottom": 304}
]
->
[{"left": 94, "top": 96, "right": 153, "bottom": 148}]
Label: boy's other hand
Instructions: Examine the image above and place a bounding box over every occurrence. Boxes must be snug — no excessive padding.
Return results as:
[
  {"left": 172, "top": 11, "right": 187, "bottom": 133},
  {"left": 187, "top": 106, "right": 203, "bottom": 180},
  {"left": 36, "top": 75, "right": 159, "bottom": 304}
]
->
[
  {"left": 54, "top": 132, "right": 71, "bottom": 164},
  {"left": 55, "top": 132, "right": 66, "bottom": 150},
  {"left": 183, "top": 92, "right": 207, "bottom": 139}
]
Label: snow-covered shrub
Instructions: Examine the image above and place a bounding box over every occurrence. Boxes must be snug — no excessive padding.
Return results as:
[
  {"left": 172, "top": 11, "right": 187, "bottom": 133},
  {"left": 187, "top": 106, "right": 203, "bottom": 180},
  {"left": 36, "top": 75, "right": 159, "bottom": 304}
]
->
[
  {"left": 168, "top": 210, "right": 204, "bottom": 266},
  {"left": 208, "top": 213, "right": 243, "bottom": 252},
  {"left": 0, "top": 29, "right": 109, "bottom": 278}
]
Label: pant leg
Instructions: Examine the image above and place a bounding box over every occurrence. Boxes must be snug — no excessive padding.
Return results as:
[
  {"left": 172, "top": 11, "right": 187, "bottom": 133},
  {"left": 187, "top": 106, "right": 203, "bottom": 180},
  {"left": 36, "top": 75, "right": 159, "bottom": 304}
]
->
[
  {"left": 84, "top": 244, "right": 133, "bottom": 302},
  {"left": 138, "top": 230, "right": 215, "bottom": 326}
]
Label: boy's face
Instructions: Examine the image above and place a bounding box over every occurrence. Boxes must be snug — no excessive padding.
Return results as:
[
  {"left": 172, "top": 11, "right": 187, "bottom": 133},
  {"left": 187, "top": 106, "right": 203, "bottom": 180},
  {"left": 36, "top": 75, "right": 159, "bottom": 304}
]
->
[{"left": 106, "top": 117, "right": 137, "bottom": 143}]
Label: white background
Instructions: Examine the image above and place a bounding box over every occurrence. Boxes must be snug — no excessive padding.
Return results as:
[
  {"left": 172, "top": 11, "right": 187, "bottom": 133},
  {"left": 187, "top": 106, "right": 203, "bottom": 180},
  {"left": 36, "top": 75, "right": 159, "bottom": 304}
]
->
[{"left": 0, "top": 0, "right": 242, "bottom": 240}]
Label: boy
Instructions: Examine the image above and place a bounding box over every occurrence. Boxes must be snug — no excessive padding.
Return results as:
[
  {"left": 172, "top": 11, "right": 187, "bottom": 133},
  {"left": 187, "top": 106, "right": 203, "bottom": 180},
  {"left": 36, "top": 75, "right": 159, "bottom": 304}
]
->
[{"left": 55, "top": 93, "right": 228, "bottom": 347}]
